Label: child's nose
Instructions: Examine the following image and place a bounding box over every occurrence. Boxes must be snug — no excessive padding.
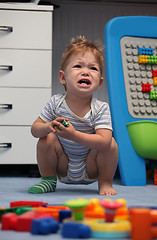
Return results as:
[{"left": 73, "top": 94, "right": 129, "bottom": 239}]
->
[{"left": 82, "top": 68, "right": 89, "bottom": 76}]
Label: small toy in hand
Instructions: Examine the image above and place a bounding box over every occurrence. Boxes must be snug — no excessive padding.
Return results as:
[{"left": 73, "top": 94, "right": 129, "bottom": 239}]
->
[{"left": 56, "top": 119, "right": 69, "bottom": 130}]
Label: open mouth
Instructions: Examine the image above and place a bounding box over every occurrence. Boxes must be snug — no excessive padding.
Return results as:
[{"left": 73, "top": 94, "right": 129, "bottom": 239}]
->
[{"left": 78, "top": 79, "right": 91, "bottom": 85}]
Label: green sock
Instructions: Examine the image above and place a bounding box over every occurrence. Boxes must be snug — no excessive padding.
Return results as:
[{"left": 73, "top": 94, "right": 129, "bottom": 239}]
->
[{"left": 28, "top": 176, "right": 57, "bottom": 194}]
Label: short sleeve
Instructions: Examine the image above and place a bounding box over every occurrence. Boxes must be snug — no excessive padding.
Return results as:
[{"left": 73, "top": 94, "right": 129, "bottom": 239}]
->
[
  {"left": 39, "top": 94, "right": 63, "bottom": 122},
  {"left": 92, "top": 99, "right": 112, "bottom": 131}
]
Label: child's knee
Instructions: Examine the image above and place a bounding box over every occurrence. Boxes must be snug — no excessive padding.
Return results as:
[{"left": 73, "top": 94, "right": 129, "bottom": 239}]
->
[
  {"left": 111, "top": 138, "right": 118, "bottom": 155},
  {"left": 37, "top": 133, "right": 58, "bottom": 152}
]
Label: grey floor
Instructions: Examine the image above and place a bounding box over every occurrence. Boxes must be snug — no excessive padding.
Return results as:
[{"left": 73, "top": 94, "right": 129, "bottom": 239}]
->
[{"left": 0, "top": 177, "right": 157, "bottom": 240}]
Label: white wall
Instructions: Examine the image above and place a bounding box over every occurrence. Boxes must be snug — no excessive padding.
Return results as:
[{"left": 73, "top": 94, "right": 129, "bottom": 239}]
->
[{"left": 52, "top": 1, "right": 157, "bottom": 102}]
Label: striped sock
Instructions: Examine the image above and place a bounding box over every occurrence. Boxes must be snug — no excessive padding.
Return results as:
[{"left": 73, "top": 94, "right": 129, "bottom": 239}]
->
[{"left": 28, "top": 176, "right": 57, "bottom": 194}]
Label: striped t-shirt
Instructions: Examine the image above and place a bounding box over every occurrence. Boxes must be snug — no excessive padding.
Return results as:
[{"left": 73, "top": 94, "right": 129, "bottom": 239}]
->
[{"left": 40, "top": 94, "right": 112, "bottom": 182}]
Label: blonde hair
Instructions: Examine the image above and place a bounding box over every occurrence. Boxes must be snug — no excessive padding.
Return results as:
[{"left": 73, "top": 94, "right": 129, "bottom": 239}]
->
[{"left": 60, "top": 36, "right": 104, "bottom": 75}]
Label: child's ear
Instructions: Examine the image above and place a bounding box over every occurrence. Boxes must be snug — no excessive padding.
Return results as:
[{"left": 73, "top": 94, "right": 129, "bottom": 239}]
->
[
  {"left": 99, "top": 77, "right": 103, "bottom": 88},
  {"left": 59, "top": 70, "right": 66, "bottom": 86}
]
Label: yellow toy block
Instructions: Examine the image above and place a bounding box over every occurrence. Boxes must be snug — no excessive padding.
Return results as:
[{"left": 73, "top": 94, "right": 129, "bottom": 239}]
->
[{"left": 138, "top": 55, "right": 148, "bottom": 64}]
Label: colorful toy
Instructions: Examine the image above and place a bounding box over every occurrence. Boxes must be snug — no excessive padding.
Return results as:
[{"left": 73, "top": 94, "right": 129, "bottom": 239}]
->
[
  {"left": 99, "top": 200, "right": 124, "bottom": 222},
  {"left": 105, "top": 16, "right": 157, "bottom": 186},
  {"left": 56, "top": 119, "right": 69, "bottom": 130},
  {"left": 83, "top": 199, "right": 131, "bottom": 239},
  {"left": 65, "top": 198, "right": 89, "bottom": 221}
]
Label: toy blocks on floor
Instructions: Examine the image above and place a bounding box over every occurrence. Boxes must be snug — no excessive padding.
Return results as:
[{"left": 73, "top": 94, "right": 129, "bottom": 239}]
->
[{"left": 2, "top": 199, "right": 157, "bottom": 239}]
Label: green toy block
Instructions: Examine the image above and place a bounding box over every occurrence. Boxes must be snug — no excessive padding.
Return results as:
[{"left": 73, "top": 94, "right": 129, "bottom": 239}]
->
[{"left": 56, "top": 119, "right": 69, "bottom": 130}]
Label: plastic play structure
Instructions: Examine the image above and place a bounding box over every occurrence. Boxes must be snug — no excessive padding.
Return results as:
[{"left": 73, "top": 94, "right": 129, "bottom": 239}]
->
[{"left": 105, "top": 16, "right": 157, "bottom": 186}]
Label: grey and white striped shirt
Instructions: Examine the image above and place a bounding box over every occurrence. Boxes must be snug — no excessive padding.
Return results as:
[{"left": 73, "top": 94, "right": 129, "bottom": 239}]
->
[{"left": 40, "top": 94, "right": 112, "bottom": 182}]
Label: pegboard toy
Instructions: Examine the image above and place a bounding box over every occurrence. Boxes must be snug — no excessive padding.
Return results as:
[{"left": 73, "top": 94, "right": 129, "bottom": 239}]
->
[{"left": 105, "top": 16, "right": 157, "bottom": 186}]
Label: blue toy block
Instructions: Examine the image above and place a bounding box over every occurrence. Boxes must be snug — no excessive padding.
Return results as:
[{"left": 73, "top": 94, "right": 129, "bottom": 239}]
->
[
  {"left": 31, "top": 217, "right": 59, "bottom": 235},
  {"left": 138, "top": 47, "right": 154, "bottom": 56},
  {"left": 61, "top": 222, "right": 91, "bottom": 238},
  {"left": 59, "top": 209, "right": 72, "bottom": 223}
]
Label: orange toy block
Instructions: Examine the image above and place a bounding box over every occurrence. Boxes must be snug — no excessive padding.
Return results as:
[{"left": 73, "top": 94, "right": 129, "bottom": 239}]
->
[
  {"left": 130, "top": 208, "right": 151, "bottom": 240},
  {"left": 84, "top": 198, "right": 104, "bottom": 219},
  {"left": 33, "top": 206, "right": 70, "bottom": 221}
]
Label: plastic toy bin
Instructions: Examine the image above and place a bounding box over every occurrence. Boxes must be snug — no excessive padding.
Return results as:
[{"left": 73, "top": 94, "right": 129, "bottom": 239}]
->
[{"left": 127, "top": 121, "right": 157, "bottom": 160}]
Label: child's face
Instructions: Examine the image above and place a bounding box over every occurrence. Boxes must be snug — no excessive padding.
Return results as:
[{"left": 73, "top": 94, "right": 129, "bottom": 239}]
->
[{"left": 59, "top": 51, "right": 103, "bottom": 98}]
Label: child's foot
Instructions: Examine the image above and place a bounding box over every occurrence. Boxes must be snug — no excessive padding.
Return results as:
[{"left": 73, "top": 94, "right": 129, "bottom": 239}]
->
[
  {"left": 28, "top": 176, "right": 57, "bottom": 194},
  {"left": 98, "top": 180, "right": 117, "bottom": 195}
]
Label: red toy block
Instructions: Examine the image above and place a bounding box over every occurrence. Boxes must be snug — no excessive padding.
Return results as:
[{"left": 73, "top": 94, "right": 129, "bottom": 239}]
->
[
  {"left": 16, "top": 211, "right": 52, "bottom": 232},
  {"left": 154, "top": 169, "right": 157, "bottom": 185},
  {"left": 1, "top": 213, "right": 18, "bottom": 230},
  {"left": 152, "top": 70, "right": 157, "bottom": 78},
  {"left": 141, "top": 83, "right": 151, "bottom": 93},
  {"left": 10, "top": 201, "right": 48, "bottom": 208}
]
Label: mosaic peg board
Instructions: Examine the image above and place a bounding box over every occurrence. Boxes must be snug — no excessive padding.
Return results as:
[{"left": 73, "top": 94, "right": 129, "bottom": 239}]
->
[{"left": 120, "top": 36, "right": 157, "bottom": 119}]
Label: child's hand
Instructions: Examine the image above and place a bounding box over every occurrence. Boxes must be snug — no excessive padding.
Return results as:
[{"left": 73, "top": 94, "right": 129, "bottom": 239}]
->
[
  {"left": 48, "top": 117, "right": 69, "bottom": 133},
  {"left": 54, "top": 118, "right": 76, "bottom": 140}
]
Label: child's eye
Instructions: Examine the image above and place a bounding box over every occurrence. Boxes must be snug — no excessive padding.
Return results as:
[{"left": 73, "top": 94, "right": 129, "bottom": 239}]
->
[
  {"left": 90, "top": 66, "right": 98, "bottom": 71},
  {"left": 73, "top": 64, "right": 82, "bottom": 68}
]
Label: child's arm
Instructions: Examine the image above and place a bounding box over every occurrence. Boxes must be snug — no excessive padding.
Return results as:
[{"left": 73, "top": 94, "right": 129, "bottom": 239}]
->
[
  {"left": 55, "top": 121, "right": 112, "bottom": 151},
  {"left": 73, "top": 128, "right": 113, "bottom": 151}
]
